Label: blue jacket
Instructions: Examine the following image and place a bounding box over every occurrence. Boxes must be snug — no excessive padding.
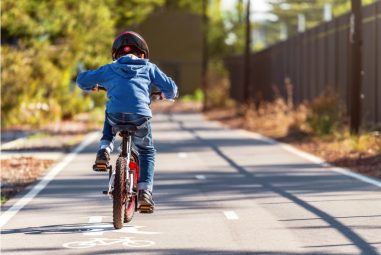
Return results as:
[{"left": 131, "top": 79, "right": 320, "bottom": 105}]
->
[{"left": 76, "top": 55, "right": 178, "bottom": 117}]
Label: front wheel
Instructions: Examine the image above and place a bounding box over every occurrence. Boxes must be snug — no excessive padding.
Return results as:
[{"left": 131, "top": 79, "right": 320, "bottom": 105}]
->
[
  {"left": 124, "top": 195, "right": 136, "bottom": 223},
  {"left": 113, "top": 157, "right": 126, "bottom": 229}
]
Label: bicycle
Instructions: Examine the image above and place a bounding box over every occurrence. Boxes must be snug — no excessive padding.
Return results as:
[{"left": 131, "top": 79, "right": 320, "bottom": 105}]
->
[{"left": 93, "top": 86, "right": 170, "bottom": 229}]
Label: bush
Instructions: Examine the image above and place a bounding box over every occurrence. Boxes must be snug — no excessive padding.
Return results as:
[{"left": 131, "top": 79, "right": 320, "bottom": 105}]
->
[
  {"left": 206, "top": 70, "right": 235, "bottom": 109},
  {"left": 181, "top": 88, "right": 204, "bottom": 102},
  {"left": 307, "top": 88, "right": 342, "bottom": 136}
]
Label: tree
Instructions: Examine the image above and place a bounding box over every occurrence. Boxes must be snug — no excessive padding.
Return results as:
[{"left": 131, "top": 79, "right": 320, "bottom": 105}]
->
[
  {"left": 1, "top": 0, "right": 165, "bottom": 127},
  {"left": 267, "top": 0, "right": 374, "bottom": 38}
]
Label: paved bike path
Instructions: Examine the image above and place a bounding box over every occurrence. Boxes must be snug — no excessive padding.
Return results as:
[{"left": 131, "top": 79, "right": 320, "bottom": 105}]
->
[{"left": 1, "top": 113, "right": 380, "bottom": 255}]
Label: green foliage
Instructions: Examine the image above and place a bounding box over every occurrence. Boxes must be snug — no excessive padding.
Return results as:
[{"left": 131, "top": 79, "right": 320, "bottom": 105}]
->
[
  {"left": 1, "top": 0, "right": 164, "bottom": 127},
  {"left": 181, "top": 88, "right": 204, "bottom": 102},
  {"left": 1, "top": 195, "right": 8, "bottom": 205},
  {"left": 267, "top": 0, "right": 375, "bottom": 39},
  {"left": 221, "top": 0, "right": 246, "bottom": 54},
  {"left": 27, "top": 132, "right": 49, "bottom": 140},
  {"left": 164, "top": 0, "right": 203, "bottom": 14}
]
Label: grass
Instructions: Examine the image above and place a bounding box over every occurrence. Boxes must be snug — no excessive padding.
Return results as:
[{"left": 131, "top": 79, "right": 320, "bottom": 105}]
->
[
  {"left": 1, "top": 195, "right": 9, "bottom": 205},
  {"left": 347, "top": 131, "right": 381, "bottom": 154},
  {"left": 181, "top": 88, "right": 204, "bottom": 102},
  {"left": 27, "top": 132, "right": 50, "bottom": 140}
]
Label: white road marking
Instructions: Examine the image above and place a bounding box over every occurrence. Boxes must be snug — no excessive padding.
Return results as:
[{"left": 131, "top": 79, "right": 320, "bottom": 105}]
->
[
  {"left": 195, "top": 175, "right": 206, "bottom": 180},
  {"left": 224, "top": 211, "right": 239, "bottom": 220},
  {"left": 88, "top": 216, "right": 103, "bottom": 223},
  {"left": 63, "top": 237, "right": 155, "bottom": 249},
  {"left": 0, "top": 132, "right": 99, "bottom": 228},
  {"left": 84, "top": 216, "right": 104, "bottom": 236},
  {"left": 177, "top": 152, "right": 188, "bottom": 158},
  {"left": 114, "top": 225, "right": 162, "bottom": 235},
  {"left": 80, "top": 223, "right": 162, "bottom": 236},
  {"left": 239, "top": 129, "right": 381, "bottom": 188},
  {"left": 331, "top": 167, "right": 381, "bottom": 187},
  {"left": 1, "top": 136, "right": 28, "bottom": 150}
]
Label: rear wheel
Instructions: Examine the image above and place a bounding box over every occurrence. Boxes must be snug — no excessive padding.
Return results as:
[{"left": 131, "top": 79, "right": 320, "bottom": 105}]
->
[{"left": 113, "top": 157, "right": 126, "bottom": 229}]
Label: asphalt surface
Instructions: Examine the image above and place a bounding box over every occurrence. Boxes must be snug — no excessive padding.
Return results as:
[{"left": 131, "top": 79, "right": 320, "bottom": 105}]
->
[{"left": 1, "top": 113, "right": 381, "bottom": 255}]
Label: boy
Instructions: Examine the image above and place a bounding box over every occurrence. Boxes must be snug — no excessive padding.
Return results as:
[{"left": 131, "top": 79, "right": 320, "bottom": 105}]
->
[{"left": 76, "top": 31, "right": 178, "bottom": 212}]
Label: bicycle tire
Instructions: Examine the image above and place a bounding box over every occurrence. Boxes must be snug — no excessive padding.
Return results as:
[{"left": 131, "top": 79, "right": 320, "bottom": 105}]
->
[{"left": 113, "top": 157, "right": 126, "bottom": 229}]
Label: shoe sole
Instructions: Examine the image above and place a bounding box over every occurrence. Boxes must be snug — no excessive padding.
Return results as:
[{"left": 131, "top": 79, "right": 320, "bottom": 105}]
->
[
  {"left": 138, "top": 200, "right": 154, "bottom": 214},
  {"left": 93, "top": 162, "right": 109, "bottom": 172}
]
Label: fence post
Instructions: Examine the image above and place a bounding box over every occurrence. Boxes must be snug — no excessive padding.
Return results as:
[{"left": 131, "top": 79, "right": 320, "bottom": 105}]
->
[
  {"left": 202, "top": 0, "right": 209, "bottom": 111},
  {"left": 349, "top": 0, "right": 363, "bottom": 134},
  {"left": 244, "top": 0, "right": 251, "bottom": 104}
]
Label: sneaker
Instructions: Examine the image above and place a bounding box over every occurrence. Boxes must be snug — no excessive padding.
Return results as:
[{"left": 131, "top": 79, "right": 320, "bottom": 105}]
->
[
  {"left": 95, "top": 148, "right": 110, "bottom": 165},
  {"left": 138, "top": 190, "right": 155, "bottom": 213}
]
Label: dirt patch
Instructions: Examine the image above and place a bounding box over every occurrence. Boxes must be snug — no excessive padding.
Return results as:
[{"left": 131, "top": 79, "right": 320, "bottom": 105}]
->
[
  {"left": 206, "top": 108, "right": 381, "bottom": 179},
  {"left": 0, "top": 112, "right": 100, "bottom": 204},
  {"left": 1, "top": 157, "right": 55, "bottom": 204}
]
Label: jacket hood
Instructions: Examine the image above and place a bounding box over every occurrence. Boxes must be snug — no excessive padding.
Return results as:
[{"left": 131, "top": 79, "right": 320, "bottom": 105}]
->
[{"left": 110, "top": 55, "right": 149, "bottom": 78}]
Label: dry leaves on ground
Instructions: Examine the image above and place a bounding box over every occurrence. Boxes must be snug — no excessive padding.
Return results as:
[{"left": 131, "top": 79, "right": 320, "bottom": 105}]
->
[
  {"left": 206, "top": 108, "right": 381, "bottom": 179},
  {"left": 1, "top": 157, "right": 55, "bottom": 203}
]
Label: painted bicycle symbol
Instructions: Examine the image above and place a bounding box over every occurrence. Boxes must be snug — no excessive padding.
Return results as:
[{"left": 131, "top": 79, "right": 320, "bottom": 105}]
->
[{"left": 63, "top": 237, "right": 155, "bottom": 249}]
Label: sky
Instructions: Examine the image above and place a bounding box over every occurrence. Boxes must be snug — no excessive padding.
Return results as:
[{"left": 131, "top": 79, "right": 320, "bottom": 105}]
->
[{"left": 221, "top": 0, "right": 272, "bottom": 21}]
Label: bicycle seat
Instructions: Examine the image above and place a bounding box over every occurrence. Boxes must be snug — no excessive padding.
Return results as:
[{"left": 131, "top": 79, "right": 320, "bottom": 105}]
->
[{"left": 112, "top": 124, "right": 138, "bottom": 135}]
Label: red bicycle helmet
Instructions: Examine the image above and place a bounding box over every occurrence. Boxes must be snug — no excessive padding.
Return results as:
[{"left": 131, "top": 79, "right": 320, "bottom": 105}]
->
[{"left": 112, "top": 31, "right": 149, "bottom": 60}]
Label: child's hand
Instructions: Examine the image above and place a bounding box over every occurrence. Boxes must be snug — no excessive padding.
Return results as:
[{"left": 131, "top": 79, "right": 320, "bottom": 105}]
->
[{"left": 92, "top": 84, "right": 100, "bottom": 92}]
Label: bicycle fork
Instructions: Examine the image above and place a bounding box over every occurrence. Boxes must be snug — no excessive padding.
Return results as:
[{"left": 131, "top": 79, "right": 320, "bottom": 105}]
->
[{"left": 106, "top": 134, "right": 134, "bottom": 197}]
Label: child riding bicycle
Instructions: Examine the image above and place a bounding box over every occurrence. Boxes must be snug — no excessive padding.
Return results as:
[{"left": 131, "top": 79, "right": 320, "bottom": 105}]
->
[{"left": 76, "top": 31, "right": 178, "bottom": 212}]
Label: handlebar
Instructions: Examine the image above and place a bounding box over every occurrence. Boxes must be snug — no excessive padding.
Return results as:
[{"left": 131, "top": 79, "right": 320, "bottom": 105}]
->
[{"left": 94, "top": 85, "right": 174, "bottom": 102}]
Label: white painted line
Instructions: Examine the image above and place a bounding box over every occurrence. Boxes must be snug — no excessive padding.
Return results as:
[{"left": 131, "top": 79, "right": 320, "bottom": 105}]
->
[
  {"left": 177, "top": 152, "right": 188, "bottom": 158},
  {"left": 224, "top": 211, "right": 239, "bottom": 220},
  {"left": 1, "top": 136, "right": 28, "bottom": 150},
  {"left": 195, "top": 175, "right": 206, "bottom": 180},
  {"left": 331, "top": 167, "right": 381, "bottom": 187},
  {"left": 88, "top": 216, "right": 103, "bottom": 224},
  {"left": 0, "top": 132, "right": 99, "bottom": 228},
  {"left": 239, "top": 129, "right": 381, "bottom": 188},
  {"left": 84, "top": 216, "right": 104, "bottom": 236},
  {"left": 81, "top": 224, "right": 162, "bottom": 235},
  {"left": 278, "top": 142, "right": 381, "bottom": 187}
]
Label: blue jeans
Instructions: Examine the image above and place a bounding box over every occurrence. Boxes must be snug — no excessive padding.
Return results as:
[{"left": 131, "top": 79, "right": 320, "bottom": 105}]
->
[{"left": 100, "top": 112, "right": 156, "bottom": 192}]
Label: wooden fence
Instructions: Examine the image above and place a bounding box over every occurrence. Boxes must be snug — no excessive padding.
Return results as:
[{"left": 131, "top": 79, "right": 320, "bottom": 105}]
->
[{"left": 226, "top": 2, "right": 381, "bottom": 125}]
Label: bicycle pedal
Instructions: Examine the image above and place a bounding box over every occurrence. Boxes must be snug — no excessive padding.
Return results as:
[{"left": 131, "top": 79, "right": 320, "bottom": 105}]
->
[
  {"left": 93, "top": 163, "right": 108, "bottom": 172},
  {"left": 139, "top": 205, "right": 154, "bottom": 214}
]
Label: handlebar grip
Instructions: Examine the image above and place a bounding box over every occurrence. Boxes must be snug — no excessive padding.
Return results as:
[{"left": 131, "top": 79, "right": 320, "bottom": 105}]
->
[{"left": 150, "top": 92, "right": 175, "bottom": 102}]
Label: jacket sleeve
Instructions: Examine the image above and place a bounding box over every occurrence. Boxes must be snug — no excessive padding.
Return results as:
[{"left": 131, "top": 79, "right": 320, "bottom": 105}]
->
[
  {"left": 149, "top": 63, "right": 178, "bottom": 99},
  {"left": 76, "top": 65, "right": 109, "bottom": 91}
]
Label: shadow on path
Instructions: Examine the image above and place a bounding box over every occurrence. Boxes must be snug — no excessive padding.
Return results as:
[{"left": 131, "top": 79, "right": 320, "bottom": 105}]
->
[{"left": 171, "top": 115, "right": 380, "bottom": 255}]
